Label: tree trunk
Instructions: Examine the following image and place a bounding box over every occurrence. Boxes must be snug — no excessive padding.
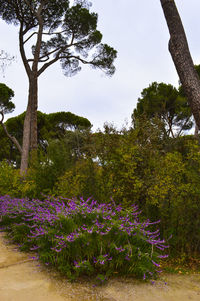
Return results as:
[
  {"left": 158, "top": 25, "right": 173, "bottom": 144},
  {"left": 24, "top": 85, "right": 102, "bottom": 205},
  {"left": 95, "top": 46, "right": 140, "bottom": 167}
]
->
[
  {"left": 160, "top": 0, "right": 200, "bottom": 128},
  {"left": 20, "top": 76, "right": 38, "bottom": 175},
  {"left": 30, "top": 76, "right": 38, "bottom": 165}
]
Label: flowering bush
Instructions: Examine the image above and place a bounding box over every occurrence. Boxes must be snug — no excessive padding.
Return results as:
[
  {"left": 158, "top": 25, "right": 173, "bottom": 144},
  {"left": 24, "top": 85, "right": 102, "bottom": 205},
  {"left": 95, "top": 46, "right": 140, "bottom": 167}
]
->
[{"left": 0, "top": 195, "right": 168, "bottom": 281}]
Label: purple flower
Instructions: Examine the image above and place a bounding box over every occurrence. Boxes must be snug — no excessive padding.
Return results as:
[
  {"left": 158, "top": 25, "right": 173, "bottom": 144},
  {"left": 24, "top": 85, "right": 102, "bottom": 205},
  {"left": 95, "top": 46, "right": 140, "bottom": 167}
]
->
[
  {"left": 152, "top": 260, "right": 160, "bottom": 267},
  {"left": 74, "top": 261, "right": 80, "bottom": 268},
  {"left": 51, "top": 246, "right": 62, "bottom": 252},
  {"left": 115, "top": 246, "right": 125, "bottom": 252},
  {"left": 55, "top": 248, "right": 62, "bottom": 252},
  {"left": 158, "top": 254, "right": 168, "bottom": 259},
  {"left": 30, "top": 245, "right": 40, "bottom": 250},
  {"left": 87, "top": 227, "right": 93, "bottom": 233}
]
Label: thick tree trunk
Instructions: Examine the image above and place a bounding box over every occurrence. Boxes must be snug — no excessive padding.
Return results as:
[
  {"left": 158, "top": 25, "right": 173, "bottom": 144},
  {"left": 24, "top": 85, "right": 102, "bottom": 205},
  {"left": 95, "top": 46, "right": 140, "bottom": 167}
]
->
[
  {"left": 19, "top": 3, "right": 43, "bottom": 175},
  {"left": 160, "top": 0, "right": 200, "bottom": 128},
  {"left": 20, "top": 76, "right": 38, "bottom": 175},
  {"left": 20, "top": 103, "right": 31, "bottom": 175},
  {"left": 30, "top": 76, "right": 38, "bottom": 164}
]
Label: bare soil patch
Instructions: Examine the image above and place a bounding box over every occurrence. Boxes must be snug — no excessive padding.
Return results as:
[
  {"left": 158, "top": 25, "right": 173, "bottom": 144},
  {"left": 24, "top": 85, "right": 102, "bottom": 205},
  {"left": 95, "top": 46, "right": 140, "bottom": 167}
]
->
[{"left": 0, "top": 232, "right": 200, "bottom": 301}]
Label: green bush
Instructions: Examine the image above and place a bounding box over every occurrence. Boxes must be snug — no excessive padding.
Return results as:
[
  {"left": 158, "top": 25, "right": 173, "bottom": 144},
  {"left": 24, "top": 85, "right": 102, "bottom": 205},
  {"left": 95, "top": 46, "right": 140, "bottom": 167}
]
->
[
  {"left": 0, "top": 160, "right": 36, "bottom": 197},
  {"left": 0, "top": 196, "right": 168, "bottom": 282}
]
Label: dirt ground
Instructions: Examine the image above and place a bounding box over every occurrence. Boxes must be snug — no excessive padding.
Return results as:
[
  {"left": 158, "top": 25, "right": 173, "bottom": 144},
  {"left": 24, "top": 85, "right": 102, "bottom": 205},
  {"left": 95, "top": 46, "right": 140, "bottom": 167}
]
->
[{"left": 0, "top": 232, "right": 200, "bottom": 301}]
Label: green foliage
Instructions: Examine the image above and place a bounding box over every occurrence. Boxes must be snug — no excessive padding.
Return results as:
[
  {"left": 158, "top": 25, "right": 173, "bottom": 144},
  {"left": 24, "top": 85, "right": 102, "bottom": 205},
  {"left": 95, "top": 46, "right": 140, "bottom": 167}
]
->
[
  {"left": 0, "top": 116, "right": 200, "bottom": 258},
  {"left": 54, "top": 158, "right": 102, "bottom": 199},
  {"left": 132, "top": 82, "right": 193, "bottom": 137},
  {"left": 0, "top": 83, "right": 15, "bottom": 114},
  {"left": 28, "top": 139, "right": 74, "bottom": 196},
  {"left": 0, "top": 111, "right": 91, "bottom": 166},
  {"left": 0, "top": 196, "right": 167, "bottom": 281},
  {"left": 47, "top": 111, "right": 91, "bottom": 132},
  {"left": 0, "top": 1, "right": 116, "bottom": 76},
  {"left": 146, "top": 139, "right": 200, "bottom": 255},
  {"left": 0, "top": 161, "right": 36, "bottom": 198},
  {"left": 0, "top": 127, "right": 12, "bottom": 163}
]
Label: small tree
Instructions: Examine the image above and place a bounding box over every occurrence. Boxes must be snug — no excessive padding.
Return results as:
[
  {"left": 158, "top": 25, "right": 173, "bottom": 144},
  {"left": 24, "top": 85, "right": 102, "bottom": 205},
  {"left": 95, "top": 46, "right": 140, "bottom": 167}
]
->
[
  {"left": 0, "top": 110, "right": 92, "bottom": 165},
  {"left": 0, "top": 83, "right": 15, "bottom": 114},
  {"left": 0, "top": 0, "right": 117, "bottom": 174},
  {"left": 0, "top": 83, "right": 22, "bottom": 154},
  {"left": 132, "top": 82, "right": 193, "bottom": 138}
]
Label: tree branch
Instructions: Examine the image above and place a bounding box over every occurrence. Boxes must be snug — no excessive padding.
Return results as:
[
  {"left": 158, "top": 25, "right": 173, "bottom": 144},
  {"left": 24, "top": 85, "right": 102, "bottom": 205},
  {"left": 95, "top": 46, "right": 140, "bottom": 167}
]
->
[
  {"left": 19, "top": 22, "right": 31, "bottom": 77},
  {"left": 23, "top": 32, "right": 38, "bottom": 44},
  {"left": 38, "top": 54, "right": 61, "bottom": 76},
  {"left": 28, "top": 46, "right": 62, "bottom": 63},
  {"left": 0, "top": 112, "right": 22, "bottom": 154},
  {"left": 177, "top": 116, "right": 190, "bottom": 137},
  {"left": 38, "top": 52, "right": 92, "bottom": 76},
  {"left": 43, "top": 30, "right": 68, "bottom": 36},
  {"left": 32, "top": 2, "right": 45, "bottom": 72}
]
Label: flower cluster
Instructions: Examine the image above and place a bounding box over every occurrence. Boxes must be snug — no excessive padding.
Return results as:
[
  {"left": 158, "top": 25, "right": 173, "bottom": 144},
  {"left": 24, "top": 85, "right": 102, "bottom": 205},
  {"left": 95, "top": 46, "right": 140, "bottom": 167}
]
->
[{"left": 0, "top": 195, "right": 169, "bottom": 280}]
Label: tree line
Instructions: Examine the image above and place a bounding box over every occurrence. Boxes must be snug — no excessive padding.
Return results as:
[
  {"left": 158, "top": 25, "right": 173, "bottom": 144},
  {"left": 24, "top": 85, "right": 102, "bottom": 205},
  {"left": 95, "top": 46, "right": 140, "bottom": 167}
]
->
[{"left": 1, "top": 0, "right": 200, "bottom": 174}]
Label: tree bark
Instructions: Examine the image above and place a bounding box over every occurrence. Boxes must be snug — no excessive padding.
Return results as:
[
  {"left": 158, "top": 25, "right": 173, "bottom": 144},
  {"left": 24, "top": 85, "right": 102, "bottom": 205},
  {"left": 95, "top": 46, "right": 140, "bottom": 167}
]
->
[
  {"left": 29, "top": 75, "right": 38, "bottom": 164},
  {"left": 19, "top": 4, "right": 43, "bottom": 175},
  {"left": 160, "top": 0, "right": 200, "bottom": 128},
  {"left": 20, "top": 75, "right": 38, "bottom": 175},
  {"left": 20, "top": 84, "right": 32, "bottom": 175}
]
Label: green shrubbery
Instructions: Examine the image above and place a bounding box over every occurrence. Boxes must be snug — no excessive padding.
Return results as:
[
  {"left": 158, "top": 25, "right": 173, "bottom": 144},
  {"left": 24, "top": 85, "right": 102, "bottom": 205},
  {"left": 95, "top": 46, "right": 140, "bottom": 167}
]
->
[
  {"left": 0, "top": 124, "right": 200, "bottom": 258},
  {"left": 0, "top": 196, "right": 168, "bottom": 282},
  {"left": 0, "top": 160, "right": 36, "bottom": 198}
]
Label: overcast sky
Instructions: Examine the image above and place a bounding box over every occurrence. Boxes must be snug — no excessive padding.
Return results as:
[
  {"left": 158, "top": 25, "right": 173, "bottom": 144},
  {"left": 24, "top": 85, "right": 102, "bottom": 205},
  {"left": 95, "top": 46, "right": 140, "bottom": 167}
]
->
[{"left": 1, "top": 0, "right": 200, "bottom": 131}]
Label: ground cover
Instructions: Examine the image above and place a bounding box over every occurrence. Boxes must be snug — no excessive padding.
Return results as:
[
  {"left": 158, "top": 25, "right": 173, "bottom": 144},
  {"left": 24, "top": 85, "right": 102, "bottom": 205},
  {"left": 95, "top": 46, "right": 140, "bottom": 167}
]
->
[
  {"left": 0, "top": 195, "right": 169, "bottom": 282},
  {"left": 0, "top": 231, "right": 200, "bottom": 301}
]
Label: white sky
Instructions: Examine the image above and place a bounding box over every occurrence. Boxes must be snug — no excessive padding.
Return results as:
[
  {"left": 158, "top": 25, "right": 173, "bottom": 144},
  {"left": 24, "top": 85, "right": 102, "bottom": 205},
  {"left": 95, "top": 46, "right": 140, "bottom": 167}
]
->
[{"left": 1, "top": 0, "right": 200, "bottom": 131}]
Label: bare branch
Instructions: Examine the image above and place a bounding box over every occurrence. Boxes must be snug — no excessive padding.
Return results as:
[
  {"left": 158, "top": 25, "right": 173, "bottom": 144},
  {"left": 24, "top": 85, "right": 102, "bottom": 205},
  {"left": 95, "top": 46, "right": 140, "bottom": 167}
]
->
[
  {"left": 32, "top": 2, "right": 45, "bottom": 72},
  {"left": 0, "top": 111, "right": 4, "bottom": 123},
  {"left": 19, "top": 22, "right": 31, "bottom": 77},
  {"left": 27, "top": 44, "right": 61, "bottom": 64},
  {"left": 38, "top": 54, "right": 61, "bottom": 76},
  {"left": 38, "top": 52, "right": 92, "bottom": 77},
  {"left": 70, "top": 32, "right": 75, "bottom": 45},
  {"left": 0, "top": 111, "right": 22, "bottom": 154},
  {"left": 67, "top": 55, "right": 91, "bottom": 65},
  {"left": 23, "top": 32, "right": 38, "bottom": 44},
  {"left": 177, "top": 116, "right": 190, "bottom": 137},
  {"left": 38, "top": 47, "right": 61, "bottom": 60},
  {"left": 43, "top": 30, "right": 68, "bottom": 36}
]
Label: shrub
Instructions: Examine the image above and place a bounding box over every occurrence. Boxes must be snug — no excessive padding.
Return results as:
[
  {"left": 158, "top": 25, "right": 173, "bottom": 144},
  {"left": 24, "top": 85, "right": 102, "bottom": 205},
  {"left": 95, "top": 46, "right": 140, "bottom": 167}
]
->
[
  {"left": 0, "top": 195, "right": 168, "bottom": 281},
  {"left": 54, "top": 159, "right": 102, "bottom": 200},
  {"left": 0, "top": 161, "right": 36, "bottom": 198}
]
